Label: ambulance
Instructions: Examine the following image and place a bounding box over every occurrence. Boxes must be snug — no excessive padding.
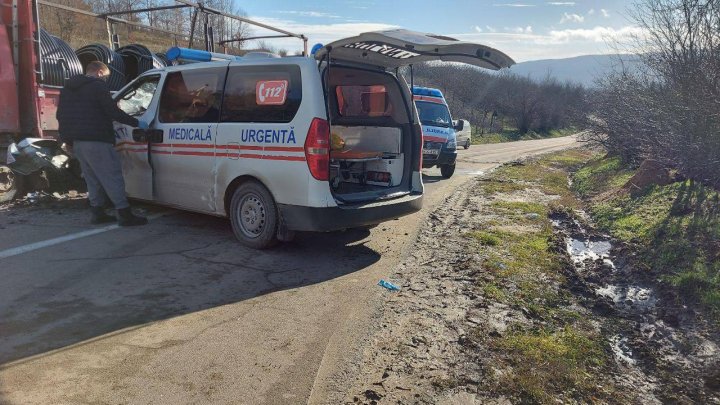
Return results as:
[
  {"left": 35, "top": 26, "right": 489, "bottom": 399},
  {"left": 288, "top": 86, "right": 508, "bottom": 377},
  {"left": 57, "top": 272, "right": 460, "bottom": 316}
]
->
[
  {"left": 113, "top": 29, "right": 514, "bottom": 248},
  {"left": 413, "top": 87, "right": 462, "bottom": 178}
]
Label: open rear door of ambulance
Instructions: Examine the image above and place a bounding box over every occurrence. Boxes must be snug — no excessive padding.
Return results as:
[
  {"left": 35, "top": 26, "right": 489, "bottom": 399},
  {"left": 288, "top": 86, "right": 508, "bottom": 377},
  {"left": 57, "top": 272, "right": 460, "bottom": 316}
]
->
[
  {"left": 314, "top": 29, "right": 515, "bottom": 71},
  {"left": 314, "top": 30, "right": 515, "bottom": 205}
]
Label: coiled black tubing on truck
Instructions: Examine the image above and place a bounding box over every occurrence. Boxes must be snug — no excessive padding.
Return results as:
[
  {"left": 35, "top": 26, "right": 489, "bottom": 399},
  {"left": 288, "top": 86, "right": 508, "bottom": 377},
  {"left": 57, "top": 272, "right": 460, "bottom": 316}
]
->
[
  {"left": 155, "top": 52, "right": 170, "bottom": 66},
  {"left": 117, "top": 44, "right": 166, "bottom": 82},
  {"left": 38, "top": 29, "right": 83, "bottom": 86},
  {"left": 75, "top": 44, "right": 126, "bottom": 91}
]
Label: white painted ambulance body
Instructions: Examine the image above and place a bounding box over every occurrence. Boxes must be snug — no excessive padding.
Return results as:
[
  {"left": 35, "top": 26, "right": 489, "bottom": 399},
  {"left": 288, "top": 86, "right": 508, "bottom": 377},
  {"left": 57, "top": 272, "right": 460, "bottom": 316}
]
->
[{"left": 111, "top": 30, "right": 514, "bottom": 248}]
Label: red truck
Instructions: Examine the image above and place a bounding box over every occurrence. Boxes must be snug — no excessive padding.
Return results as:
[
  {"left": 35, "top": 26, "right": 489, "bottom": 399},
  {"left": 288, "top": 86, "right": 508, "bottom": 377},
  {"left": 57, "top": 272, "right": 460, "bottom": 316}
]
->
[
  {"left": 0, "top": 0, "right": 67, "bottom": 202},
  {"left": 0, "top": 0, "right": 307, "bottom": 202}
]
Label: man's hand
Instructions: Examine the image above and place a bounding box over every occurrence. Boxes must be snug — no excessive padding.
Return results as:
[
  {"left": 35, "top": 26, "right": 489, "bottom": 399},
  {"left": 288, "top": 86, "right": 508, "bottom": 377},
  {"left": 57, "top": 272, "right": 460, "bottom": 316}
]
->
[{"left": 137, "top": 120, "right": 149, "bottom": 129}]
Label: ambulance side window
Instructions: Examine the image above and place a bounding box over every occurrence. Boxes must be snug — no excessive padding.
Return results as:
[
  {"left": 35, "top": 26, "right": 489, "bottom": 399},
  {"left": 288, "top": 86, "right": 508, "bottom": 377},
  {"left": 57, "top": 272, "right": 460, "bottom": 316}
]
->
[
  {"left": 117, "top": 75, "right": 160, "bottom": 116},
  {"left": 158, "top": 68, "right": 226, "bottom": 124},
  {"left": 221, "top": 65, "right": 302, "bottom": 123}
]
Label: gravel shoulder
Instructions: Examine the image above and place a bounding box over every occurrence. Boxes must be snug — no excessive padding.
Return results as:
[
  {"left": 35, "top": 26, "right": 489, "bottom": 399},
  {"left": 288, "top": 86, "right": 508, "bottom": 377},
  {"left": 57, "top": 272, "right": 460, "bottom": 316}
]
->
[{"left": 343, "top": 149, "right": 720, "bottom": 404}]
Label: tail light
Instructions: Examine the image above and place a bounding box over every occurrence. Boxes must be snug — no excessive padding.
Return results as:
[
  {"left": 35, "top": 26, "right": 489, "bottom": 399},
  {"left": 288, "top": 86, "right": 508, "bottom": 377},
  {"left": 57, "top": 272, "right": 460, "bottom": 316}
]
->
[
  {"left": 305, "top": 117, "right": 330, "bottom": 181},
  {"left": 416, "top": 123, "right": 424, "bottom": 170}
]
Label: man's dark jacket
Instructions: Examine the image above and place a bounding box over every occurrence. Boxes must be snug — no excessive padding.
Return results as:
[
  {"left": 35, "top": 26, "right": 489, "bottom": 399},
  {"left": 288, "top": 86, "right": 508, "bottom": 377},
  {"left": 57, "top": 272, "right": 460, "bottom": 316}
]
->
[{"left": 56, "top": 75, "right": 139, "bottom": 144}]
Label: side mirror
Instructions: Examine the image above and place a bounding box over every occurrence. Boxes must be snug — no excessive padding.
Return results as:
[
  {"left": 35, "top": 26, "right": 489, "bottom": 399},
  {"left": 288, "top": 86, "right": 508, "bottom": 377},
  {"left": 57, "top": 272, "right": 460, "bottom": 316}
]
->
[
  {"left": 132, "top": 128, "right": 164, "bottom": 143},
  {"left": 454, "top": 120, "right": 464, "bottom": 131}
]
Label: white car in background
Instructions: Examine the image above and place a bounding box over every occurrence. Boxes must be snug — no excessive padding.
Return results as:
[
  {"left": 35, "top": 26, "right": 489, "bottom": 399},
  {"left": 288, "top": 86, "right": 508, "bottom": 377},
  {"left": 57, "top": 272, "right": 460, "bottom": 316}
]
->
[{"left": 453, "top": 119, "right": 472, "bottom": 149}]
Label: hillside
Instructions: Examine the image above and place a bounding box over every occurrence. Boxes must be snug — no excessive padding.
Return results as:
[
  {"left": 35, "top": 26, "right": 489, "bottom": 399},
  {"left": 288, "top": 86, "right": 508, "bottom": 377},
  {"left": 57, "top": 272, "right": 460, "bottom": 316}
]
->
[{"left": 508, "top": 54, "right": 641, "bottom": 87}]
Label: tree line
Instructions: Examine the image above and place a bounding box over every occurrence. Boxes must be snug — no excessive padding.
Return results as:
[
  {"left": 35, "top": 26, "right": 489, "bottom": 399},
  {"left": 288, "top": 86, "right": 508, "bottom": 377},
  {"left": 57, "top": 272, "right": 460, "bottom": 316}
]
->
[
  {"left": 406, "top": 63, "right": 589, "bottom": 135},
  {"left": 585, "top": 0, "right": 720, "bottom": 188},
  {"left": 40, "top": 0, "right": 251, "bottom": 53}
]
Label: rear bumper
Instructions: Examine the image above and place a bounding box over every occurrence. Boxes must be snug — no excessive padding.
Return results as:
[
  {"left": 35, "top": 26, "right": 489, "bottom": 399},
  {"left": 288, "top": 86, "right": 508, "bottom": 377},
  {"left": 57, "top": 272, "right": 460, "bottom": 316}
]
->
[
  {"left": 422, "top": 149, "right": 457, "bottom": 168},
  {"left": 279, "top": 193, "right": 423, "bottom": 232}
]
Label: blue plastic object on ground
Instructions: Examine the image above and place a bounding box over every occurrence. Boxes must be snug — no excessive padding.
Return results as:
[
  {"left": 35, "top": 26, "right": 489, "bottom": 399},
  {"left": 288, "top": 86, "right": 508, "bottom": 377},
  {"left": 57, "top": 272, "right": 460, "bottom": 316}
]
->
[{"left": 378, "top": 279, "right": 401, "bottom": 291}]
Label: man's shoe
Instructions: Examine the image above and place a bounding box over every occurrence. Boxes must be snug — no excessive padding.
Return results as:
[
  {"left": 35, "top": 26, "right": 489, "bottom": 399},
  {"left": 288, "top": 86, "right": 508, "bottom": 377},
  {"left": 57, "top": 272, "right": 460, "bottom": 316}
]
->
[
  {"left": 91, "top": 206, "right": 116, "bottom": 224},
  {"left": 117, "top": 207, "right": 148, "bottom": 226}
]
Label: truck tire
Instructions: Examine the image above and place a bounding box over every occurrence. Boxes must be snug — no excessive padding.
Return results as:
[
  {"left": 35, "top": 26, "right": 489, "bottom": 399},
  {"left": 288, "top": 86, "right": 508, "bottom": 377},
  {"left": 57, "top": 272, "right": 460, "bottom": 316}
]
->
[
  {"left": 440, "top": 163, "right": 456, "bottom": 178},
  {"left": 0, "top": 165, "right": 24, "bottom": 203},
  {"left": 464, "top": 139, "right": 471, "bottom": 149},
  {"left": 229, "top": 181, "right": 279, "bottom": 249}
]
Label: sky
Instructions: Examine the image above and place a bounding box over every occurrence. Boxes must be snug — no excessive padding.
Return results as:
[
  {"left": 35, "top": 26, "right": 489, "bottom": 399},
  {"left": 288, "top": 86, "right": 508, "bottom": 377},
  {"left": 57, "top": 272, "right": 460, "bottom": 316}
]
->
[{"left": 238, "top": 0, "right": 640, "bottom": 62}]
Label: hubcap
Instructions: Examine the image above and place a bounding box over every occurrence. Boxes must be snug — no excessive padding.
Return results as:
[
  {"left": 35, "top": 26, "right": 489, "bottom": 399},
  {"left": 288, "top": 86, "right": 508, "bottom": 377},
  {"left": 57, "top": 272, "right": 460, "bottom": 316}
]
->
[
  {"left": 237, "top": 193, "right": 266, "bottom": 238},
  {"left": 0, "top": 166, "right": 15, "bottom": 193}
]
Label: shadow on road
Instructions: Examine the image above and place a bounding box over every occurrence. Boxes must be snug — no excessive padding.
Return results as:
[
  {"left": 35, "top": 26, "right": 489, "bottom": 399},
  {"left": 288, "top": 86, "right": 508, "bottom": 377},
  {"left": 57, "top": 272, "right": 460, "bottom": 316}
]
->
[
  {"left": 0, "top": 211, "right": 379, "bottom": 365},
  {"left": 421, "top": 173, "right": 447, "bottom": 184}
]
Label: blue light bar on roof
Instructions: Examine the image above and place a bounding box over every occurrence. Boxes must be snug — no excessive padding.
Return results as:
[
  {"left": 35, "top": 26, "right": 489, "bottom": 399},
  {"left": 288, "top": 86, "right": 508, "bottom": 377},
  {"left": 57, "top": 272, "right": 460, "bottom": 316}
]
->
[
  {"left": 166, "top": 47, "right": 239, "bottom": 62},
  {"left": 412, "top": 86, "right": 444, "bottom": 98}
]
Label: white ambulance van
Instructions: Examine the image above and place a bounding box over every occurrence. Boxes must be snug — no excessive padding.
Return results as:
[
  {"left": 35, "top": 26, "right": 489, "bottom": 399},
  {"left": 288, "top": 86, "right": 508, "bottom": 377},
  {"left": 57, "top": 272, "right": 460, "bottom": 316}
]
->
[
  {"left": 414, "top": 86, "right": 461, "bottom": 178},
  {"left": 112, "top": 29, "right": 514, "bottom": 248}
]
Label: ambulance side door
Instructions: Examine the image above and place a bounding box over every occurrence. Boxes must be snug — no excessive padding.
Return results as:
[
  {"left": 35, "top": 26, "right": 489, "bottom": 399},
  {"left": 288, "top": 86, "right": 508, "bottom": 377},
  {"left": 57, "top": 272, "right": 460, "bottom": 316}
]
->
[
  {"left": 114, "top": 74, "right": 163, "bottom": 201},
  {"left": 152, "top": 66, "right": 228, "bottom": 212}
]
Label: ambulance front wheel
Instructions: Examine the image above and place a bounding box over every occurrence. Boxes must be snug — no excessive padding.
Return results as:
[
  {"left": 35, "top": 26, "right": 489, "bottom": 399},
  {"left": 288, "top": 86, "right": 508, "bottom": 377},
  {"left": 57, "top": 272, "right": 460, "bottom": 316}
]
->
[
  {"left": 440, "top": 163, "right": 456, "bottom": 178},
  {"left": 229, "top": 181, "right": 279, "bottom": 249}
]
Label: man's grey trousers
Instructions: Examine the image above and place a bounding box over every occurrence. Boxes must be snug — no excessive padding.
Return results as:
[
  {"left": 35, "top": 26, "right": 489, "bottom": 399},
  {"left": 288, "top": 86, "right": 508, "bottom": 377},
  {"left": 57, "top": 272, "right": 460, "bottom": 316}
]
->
[{"left": 73, "top": 141, "right": 130, "bottom": 210}]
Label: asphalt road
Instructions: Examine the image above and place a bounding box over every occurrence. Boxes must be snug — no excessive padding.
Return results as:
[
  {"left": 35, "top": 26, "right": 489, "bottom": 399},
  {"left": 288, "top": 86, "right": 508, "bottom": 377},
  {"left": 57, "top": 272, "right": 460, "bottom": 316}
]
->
[{"left": 0, "top": 135, "right": 579, "bottom": 404}]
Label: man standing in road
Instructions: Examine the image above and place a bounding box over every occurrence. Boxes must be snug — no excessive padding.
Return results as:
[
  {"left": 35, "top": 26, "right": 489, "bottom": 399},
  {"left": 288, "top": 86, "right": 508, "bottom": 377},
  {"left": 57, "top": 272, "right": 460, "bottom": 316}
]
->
[{"left": 57, "top": 61, "right": 148, "bottom": 226}]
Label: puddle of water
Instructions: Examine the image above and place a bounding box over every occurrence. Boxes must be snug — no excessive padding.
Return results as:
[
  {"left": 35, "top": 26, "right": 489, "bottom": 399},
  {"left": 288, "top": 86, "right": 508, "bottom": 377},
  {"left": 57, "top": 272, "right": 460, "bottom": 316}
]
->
[
  {"left": 567, "top": 237, "right": 613, "bottom": 264},
  {"left": 596, "top": 285, "right": 657, "bottom": 310},
  {"left": 610, "top": 334, "right": 636, "bottom": 365}
]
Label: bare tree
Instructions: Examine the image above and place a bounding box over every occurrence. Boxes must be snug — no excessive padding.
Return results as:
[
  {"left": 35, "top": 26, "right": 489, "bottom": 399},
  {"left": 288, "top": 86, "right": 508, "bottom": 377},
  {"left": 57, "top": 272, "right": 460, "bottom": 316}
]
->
[{"left": 586, "top": 0, "right": 720, "bottom": 186}]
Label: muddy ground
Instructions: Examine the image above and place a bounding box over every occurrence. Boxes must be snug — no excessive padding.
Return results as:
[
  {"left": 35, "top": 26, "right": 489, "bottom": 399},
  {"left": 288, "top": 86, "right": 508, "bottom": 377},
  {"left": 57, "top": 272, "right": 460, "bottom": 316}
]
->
[{"left": 342, "top": 156, "right": 720, "bottom": 404}]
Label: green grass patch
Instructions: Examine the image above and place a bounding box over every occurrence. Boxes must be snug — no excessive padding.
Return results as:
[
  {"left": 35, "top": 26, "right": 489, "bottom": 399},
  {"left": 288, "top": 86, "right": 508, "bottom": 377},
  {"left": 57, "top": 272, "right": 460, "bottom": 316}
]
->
[
  {"left": 471, "top": 149, "right": 620, "bottom": 402},
  {"left": 480, "top": 281, "right": 507, "bottom": 301},
  {"left": 573, "top": 156, "right": 635, "bottom": 197},
  {"left": 491, "top": 201, "right": 548, "bottom": 216},
  {"left": 478, "top": 180, "right": 528, "bottom": 194},
  {"left": 469, "top": 230, "right": 502, "bottom": 246},
  {"left": 472, "top": 128, "right": 577, "bottom": 145},
  {"left": 575, "top": 157, "right": 720, "bottom": 317},
  {"left": 496, "top": 327, "right": 606, "bottom": 403}
]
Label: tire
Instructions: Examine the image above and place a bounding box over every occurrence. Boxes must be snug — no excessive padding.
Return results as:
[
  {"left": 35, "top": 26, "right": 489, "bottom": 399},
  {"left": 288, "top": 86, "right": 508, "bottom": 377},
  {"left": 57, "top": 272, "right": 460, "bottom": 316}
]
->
[
  {"left": 440, "top": 163, "right": 456, "bottom": 178},
  {"left": 229, "top": 181, "right": 279, "bottom": 249},
  {"left": 464, "top": 139, "right": 470, "bottom": 149},
  {"left": 0, "top": 165, "right": 24, "bottom": 203}
]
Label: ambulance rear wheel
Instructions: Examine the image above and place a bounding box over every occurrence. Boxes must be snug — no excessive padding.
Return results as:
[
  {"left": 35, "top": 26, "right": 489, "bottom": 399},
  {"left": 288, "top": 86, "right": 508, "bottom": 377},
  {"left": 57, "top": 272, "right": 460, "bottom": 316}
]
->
[
  {"left": 230, "top": 181, "right": 279, "bottom": 249},
  {"left": 440, "top": 163, "right": 456, "bottom": 178}
]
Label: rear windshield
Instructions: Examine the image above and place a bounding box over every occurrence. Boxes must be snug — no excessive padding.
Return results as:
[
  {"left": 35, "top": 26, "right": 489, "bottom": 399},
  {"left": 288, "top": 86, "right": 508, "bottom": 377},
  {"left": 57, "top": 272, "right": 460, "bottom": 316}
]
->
[
  {"left": 415, "top": 101, "right": 452, "bottom": 128},
  {"left": 336, "top": 85, "right": 392, "bottom": 118},
  {"left": 327, "top": 66, "right": 410, "bottom": 125}
]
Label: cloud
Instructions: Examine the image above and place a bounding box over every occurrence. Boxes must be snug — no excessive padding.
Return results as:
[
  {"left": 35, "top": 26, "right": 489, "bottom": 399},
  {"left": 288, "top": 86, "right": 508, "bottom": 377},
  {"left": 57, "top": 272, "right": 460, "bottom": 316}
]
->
[
  {"left": 486, "top": 25, "right": 498, "bottom": 33},
  {"left": 245, "top": 16, "right": 398, "bottom": 51},
  {"left": 513, "top": 26, "right": 533, "bottom": 34},
  {"left": 601, "top": 9, "right": 610, "bottom": 17},
  {"left": 588, "top": 8, "right": 595, "bottom": 15},
  {"left": 474, "top": 26, "right": 483, "bottom": 33},
  {"left": 547, "top": 1, "right": 575, "bottom": 5},
  {"left": 451, "top": 25, "right": 643, "bottom": 62},
  {"left": 275, "top": 10, "right": 341, "bottom": 19},
  {"left": 560, "top": 12, "right": 585, "bottom": 23},
  {"left": 493, "top": 3, "right": 536, "bottom": 7},
  {"left": 547, "top": 25, "right": 642, "bottom": 43}
]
